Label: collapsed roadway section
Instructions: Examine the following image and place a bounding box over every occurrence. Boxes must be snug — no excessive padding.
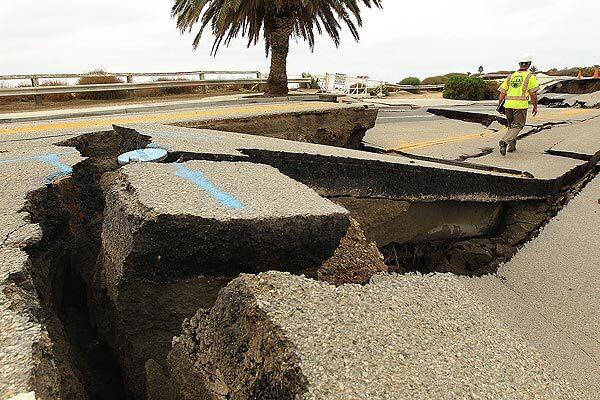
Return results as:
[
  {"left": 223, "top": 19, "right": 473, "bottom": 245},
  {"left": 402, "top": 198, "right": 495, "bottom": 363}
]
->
[{"left": 2, "top": 103, "right": 599, "bottom": 399}]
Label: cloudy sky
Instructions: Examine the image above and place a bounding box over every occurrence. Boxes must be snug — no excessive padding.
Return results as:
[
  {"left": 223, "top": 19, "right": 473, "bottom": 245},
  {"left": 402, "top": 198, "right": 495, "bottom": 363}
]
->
[{"left": 1, "top": 0, "right": 597, "bottom": 81}]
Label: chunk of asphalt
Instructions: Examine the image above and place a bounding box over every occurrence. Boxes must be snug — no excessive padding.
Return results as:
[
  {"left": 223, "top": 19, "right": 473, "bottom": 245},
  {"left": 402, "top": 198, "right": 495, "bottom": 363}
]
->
[
  {"left": 101, "top": 160, "right": 350, "bottom": 282},
  {"left": 114, "top": 123, "right": 569, "bottom": 202},
  {"left": 168, "top": 271, "right": 582, "bottom": 400},
  {"left": 464, "top": 172, "right": 600, "bottom": 398},
  {"left": 97, "top": 160, "right": 351, "bottom": 398}
]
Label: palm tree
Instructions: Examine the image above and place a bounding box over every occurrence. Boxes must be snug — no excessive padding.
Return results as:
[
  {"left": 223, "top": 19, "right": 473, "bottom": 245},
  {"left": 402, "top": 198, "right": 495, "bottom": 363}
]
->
[{"left": 172, "top": 0, "right": 382, "bottom": 95}]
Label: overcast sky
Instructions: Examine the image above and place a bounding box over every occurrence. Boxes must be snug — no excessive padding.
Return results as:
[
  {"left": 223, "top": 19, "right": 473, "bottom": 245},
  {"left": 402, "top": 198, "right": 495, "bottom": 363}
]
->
[{"left": 1, "top": 0, "right": 597, "bottom": 81}]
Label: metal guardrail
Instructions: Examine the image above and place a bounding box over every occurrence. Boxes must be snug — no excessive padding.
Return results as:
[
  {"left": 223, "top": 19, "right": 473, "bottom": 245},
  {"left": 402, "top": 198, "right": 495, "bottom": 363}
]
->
[
  {"left": 0, "top": 70, "right": 262, "bottom": 80},
  {"left": 0, "top": 78, "right": 311, "bottom": 96},
  {"left": 0, "top": 70, "right": 310, "bottom": 104}
]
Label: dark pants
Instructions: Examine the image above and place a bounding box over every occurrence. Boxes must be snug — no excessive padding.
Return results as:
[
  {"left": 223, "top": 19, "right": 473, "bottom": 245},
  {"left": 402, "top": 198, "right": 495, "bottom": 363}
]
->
[{"left": 502, "top": 108, "right": 528, "bottom": 145}]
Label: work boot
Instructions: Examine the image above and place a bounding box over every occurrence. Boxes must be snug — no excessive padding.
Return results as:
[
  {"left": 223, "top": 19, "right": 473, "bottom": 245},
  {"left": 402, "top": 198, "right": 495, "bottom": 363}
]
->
[
  {"left": 507, "top": 141, "right": 517, "bottom": 152},
  {"left": 499, "top": 140, "right": 508, "bottom": 156}
]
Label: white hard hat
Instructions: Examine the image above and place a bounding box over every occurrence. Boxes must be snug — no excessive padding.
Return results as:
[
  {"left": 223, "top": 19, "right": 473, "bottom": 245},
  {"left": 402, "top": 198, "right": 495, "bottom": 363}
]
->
[{"left": 519, "top": 53, "right": 533, "bottom": 63}]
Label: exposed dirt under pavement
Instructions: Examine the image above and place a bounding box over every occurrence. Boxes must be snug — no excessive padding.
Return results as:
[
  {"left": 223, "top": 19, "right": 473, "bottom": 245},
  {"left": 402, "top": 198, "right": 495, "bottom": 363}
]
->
[{"left": 382, "top": 169, "right": 598, "bottom": 276}]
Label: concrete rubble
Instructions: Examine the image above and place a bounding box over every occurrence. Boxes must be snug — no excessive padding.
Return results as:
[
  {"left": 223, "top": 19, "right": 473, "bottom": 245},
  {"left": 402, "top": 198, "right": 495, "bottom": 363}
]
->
[
  {"left": 464, "top": 172, "right": 600, "bottom": 398},
  {"left": 166, "top": 271, "right": 581, "bottom": 400},
  {"left": 1, "top": 99, "right": 598, "bottom": 400},
  {"left": 539, "top": 91, "right": 600, "bottom": 108},
  {"left": 93, "top": 160, "right": 386, "bottom": 398},
  {"left": 175, "top": 103, "right": 378, "bottom": 149},
  {"left": 0, "top": 146, "right": 85, "bottom": 400},
  {"left": 115, "top": 123, "right": 567, "bottom": 201}
]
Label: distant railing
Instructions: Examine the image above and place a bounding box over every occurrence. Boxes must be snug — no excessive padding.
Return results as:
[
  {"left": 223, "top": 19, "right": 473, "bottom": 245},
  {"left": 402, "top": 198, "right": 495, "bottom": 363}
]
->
[
  {"left": 318, "top": 73, "right": 445, "bottom": 97},
  {"left": 0, "top": 70, "right": 311, "bottom": 104},
  {"left": 386, "top": 83, "right": 445, "bottom": 91}
]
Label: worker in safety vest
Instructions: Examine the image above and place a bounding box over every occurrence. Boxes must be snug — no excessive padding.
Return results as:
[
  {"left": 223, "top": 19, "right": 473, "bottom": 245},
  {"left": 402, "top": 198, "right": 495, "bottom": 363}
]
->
[{"left": 498, "top": 53, "right": 540, "bottom": 156}]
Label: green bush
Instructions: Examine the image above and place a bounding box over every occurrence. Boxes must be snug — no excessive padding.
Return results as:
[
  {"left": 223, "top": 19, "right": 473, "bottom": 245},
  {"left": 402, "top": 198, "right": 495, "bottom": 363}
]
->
[
  {"left": 444, "top": 72, "right": 468, "bottom": 79},
  {"left": 398, "top": 77, "right": 421, "bottom": 86},
  {"left": 398, "top": 77, "right": 421, "bottom": 93},
  {"left": 302, "top": 72, "right": 320, "bottom": 89},
  {"left": 483, "top": 81, "right": 500, "bottom": 100},
  {"left": 421, "top": 76, "right": 447, "bottom": 85},
  {"left": 77, "top": 69, "right": 128, "bottom": 100},
  {"left": 443, "top": 75, "right": 487, "bottom": 101}
]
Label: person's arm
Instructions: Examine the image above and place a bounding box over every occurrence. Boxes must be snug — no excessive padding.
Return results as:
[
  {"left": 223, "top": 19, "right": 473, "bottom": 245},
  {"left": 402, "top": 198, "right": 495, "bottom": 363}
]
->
[
  {"left": 499, "top": 91, "right": 507, "bottom": 103},
  {"left": 528, "top": 75, "right": 540, "bottom": 116},
  {"left": 498, "top": 76, "right": 509, "bottom": 105},
  {"left": 531, "top": 92, "right": 538, "bottom": 116}
]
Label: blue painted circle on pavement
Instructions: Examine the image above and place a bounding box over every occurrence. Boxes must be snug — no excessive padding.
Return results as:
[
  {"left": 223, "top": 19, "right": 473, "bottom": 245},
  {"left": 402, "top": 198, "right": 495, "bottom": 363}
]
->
[{"left": 117, "top": 148, "right": 168, "bottom": 165}]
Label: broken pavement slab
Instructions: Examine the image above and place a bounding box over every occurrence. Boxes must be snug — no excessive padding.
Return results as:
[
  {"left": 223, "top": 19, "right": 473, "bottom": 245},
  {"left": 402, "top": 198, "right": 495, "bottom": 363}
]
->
[
  {"left": 97, "top": 160, "right": 385, "bottom": 398},
  {"left": 429, "top": 105, "right": 600, "bottom": 127},
  {"left": 541, "top": 117, "right": 600, "bottom": 166},
  {"left": 539, "top": 91, "right": 600, "bottom": 109},
  {"left": 393, "top": 110, "right": 600, "bottom": 182},
  {"left": 464, "top": 173, "right": 600, "bottom": 399},
  {"left": 0, "top": 101, "right": 377, "bottom": 149},
  {"left": 167, "top": 271, "right": 581, "bottom": 400},
  {"left": 542, "top": 78, "right": 600, "bottom": 95},
  {"left": 114, "top": 123, "right": 569, "bottom": 201},
  {"left": 174, "top": 103, "right": 378, "bottom": 149},
  {"left": 101, "top": 160, "right": 351, "bottom": 282},
  {"left": 363, "top": 115, "right": 487, "bottom": 151},
  {"left": 0, "top": 248, "right": 55, "bottom": 400},
  {"left": 0, "top": 142, "right": 84, "bottom": 399}
]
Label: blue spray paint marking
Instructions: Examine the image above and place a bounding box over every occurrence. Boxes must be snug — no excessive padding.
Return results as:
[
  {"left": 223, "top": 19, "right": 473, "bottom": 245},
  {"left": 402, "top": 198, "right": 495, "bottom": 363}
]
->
[
  {"left": 38, "top": 154, "right": 73, "bottom": 184},
  {"left": 173, "top": 163, "right": 244, "bottom": 210},
  {"left": 0, "top": 153, "right": 73, "bottom": 184}
]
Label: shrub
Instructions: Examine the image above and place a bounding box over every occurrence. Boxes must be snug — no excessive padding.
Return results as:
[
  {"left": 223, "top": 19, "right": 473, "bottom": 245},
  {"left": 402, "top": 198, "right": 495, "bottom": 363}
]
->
[
  {"left": 483, "top": 81, "right": 500, "bottom": 100},
  {"left": 422, "top": 76, "right": 447, "bottom": 85},
  {"left": 398, "top": 77, "right": 421, "bottom": 93},
  {"left": 0, "top": 82, "right": 37, "bottom": 104},
  {"left": 154, "top": 78, "right": 198, "bottom": 95},
  {"left": 41, "top": 80, "right": 73, "bottom": 102},
  {"left": 443, "top": 75, "right": 487, "bottom": 101},
  {"left": 77, "top": 69, "right": 128, "bottom": 100},
  {"left": 0, "top": 82, "right": 18, "bottom": 104},
  {"left": 367, "top": 86, "right": 389, "bottom": 96},
  {"left": 398, "top": 77, "right": 421, "bottom": 86},
  {"left": 444, "top": 72, "right": 468, "bottom": 79},
  {"left": 302, "top": 72, "right": 320, "bottom": 89}
]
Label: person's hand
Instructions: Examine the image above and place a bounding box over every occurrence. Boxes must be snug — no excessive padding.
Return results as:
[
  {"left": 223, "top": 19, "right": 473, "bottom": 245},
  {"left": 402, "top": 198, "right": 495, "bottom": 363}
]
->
[{"left": 532, "top": 106, "right": 538, "bottom": 116}]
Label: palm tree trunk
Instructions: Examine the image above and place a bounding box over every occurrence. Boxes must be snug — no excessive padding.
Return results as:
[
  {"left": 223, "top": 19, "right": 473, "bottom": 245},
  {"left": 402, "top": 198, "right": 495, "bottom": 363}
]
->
[
  {"left": 266, "top": 33, "right": 289, "bottom": 95},
  {"left": 265, "top": 12, "right": 293, "bottom": 96}
]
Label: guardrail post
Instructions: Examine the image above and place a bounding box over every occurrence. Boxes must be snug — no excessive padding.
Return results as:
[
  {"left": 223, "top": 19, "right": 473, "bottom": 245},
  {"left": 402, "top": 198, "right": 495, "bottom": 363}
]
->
[
  {"left": 256, "top": 72, "right": 264, "bottom": 92},
  {"left": 126, "top": 75, "right": 134, "bottom": 98},
  {"left": 199, "top": 73, "right": 207, "bottom": 94},
  {"left": 31, "top": 77, "right": 43, "bottom": 105}
]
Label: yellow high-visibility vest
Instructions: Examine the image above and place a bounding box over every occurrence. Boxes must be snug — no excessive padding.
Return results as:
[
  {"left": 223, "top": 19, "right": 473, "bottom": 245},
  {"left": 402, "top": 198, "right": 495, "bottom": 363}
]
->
[{"left": 499, "top": 71, "right": 540, "bottom": 109}]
